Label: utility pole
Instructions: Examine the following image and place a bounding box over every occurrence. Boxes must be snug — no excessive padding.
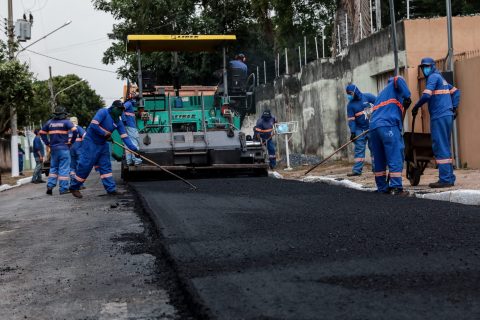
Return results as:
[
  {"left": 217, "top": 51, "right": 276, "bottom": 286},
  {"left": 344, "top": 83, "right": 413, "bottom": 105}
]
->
[
  {"left": 48, "top": 66, "right": 56, "bottom": 112},
  {"left": 8, "top": 0, "right": 19, "bottom": 177},
  {"left": 389, "top": 0, "right": 399, "bottom": 76}
]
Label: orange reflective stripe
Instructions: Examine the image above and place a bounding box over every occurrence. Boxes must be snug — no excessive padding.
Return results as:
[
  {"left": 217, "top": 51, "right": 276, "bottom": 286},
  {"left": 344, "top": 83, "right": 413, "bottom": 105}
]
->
[
  {"left": 58, "top": 176, "right": 70, "bottom": 181},
  {"left": 372, "top": 99, "right": 404, "bottom": 114},
  {"left": 75, "top": 138, "right": 83, "bottom": 142},
  {"left": 354, "top": 158, "right": 365, "bottom": 162},
  {"left": 423, "top": 89, "right": 433, "bottom": 95},
  {"left": 347, "top": 117, "right": 355, "bottom": 121},
  {"left": 70, "top": 171, "right": 76, "bottom": 175},
  {"left": 389, "top": 172, "right": 402, "bottom": 177},
  {"left": 100, "top": 173, "right": 113, "bottom": 179},
  {"left": 355, "top": 111, "right": 365, "bottom": 117},
  {"left": 71, "top": 127, "right": 77, "bottom": 131},
  {"left": 436, "top": 158, "right": 452, "bottom": 164},
  {"left": 432, "top": 89, "right": 450, "bottom": 95},
  {"left": 39, "top": 130, "right": 47, "bottom": 134},
  {"left": 49, "top": 173, "right": 58, "bottom": 178},
  {"left": 124, "top": 112, "right": 135, "bottom": 116},
  {"left": 49, "top": 130, "right": 68, "bottom": 134},
  {"left": 99, "top": 125, "right": 112, "bottom": 135},
  {"left": 255, "top": 128, "right": 273, "bottom": 133},
  {"left": 120, "top": 134, "right": 128, "bottom": 138},
  {"left": 74, "top": 175, "right": 86, "bottom": 182},
  {"left": 91, "top": 120, "right": 100, "bottom": 125},
  {"left": 450, "top": 87, "right": 458, "bottom": 94},
  {"left": 374, "top": 171, "right": 387, "bottom": 177}
]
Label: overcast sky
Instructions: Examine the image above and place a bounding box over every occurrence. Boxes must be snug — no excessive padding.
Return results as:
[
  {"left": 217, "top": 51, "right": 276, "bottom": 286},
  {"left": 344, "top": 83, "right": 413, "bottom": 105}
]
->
[{"left": 1, "top": 0, "right": 123, "bottom": 106}]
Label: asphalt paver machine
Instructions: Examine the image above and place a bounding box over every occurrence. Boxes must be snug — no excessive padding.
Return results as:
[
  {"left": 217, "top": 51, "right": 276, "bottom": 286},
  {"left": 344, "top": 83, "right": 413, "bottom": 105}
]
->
[{"left": 112, "top": 35, "right": 268, "bottom": 179}]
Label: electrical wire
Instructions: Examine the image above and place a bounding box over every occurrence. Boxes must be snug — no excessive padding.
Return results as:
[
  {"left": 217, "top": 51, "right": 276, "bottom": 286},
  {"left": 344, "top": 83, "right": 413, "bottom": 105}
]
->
[
  {"left": 38, "top": 37, "right": 110, "bottom": 54},
  {"left": 24, "top": 49, "right": 117, "bottom": 73}
]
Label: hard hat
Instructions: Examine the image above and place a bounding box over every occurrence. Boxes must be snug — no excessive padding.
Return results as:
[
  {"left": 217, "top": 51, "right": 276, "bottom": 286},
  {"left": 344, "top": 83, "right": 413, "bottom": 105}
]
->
[
  {"left": 53, "top": 105, "right": 67, "bottom": 115},
  {"left": 111, "top": 100, "right": 125, "bottom": 109},
  {"left": 420, "top": 57, "right": 435, "bottom": 67},
  {"left": 70, "top": 116, "right": 78, "bottom": 125}
]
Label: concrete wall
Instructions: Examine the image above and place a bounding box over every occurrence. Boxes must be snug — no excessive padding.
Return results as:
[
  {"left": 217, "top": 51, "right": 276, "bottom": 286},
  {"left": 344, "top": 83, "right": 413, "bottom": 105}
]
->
[
  {"left": 455, "top": 55, "right": 480, "bottom": 169},
  {"left": 250, "top": 22, "right": 406, "bottom": 160}
]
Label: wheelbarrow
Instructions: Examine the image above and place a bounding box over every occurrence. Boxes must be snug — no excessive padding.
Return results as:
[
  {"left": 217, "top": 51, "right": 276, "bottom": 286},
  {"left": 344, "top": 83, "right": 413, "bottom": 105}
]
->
[{"left": 403, "top": 114, "right": 434, "bottom": 186}]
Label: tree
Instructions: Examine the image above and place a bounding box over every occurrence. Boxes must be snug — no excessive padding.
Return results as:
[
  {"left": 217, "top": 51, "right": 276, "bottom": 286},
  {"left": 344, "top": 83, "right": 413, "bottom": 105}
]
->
[
  {"left": 30, "top": 74, "right": 104, "bottom": 128},
  {"left": 0, "top": 58, "right": 35, "bottom": 136}
]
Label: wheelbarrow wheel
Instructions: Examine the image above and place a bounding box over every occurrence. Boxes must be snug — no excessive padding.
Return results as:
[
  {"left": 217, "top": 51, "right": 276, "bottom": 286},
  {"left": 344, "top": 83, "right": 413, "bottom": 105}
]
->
[{"left": 407, "top": 162, "right": 421, "bottom": 186}]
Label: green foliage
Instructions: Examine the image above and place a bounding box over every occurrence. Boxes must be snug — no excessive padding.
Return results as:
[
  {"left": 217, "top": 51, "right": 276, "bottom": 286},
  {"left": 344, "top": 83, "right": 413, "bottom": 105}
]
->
[
  {"left": 31, "top": 74, "right": 104, "bottom": 128},
  {"left": 0, "top": 58, "right": 34, "bottom": 136}
]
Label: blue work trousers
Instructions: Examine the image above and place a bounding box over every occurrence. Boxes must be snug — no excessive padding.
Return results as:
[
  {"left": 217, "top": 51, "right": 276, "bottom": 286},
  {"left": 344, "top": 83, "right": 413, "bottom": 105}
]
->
[
  {"left": 352, "top": 129, "right": 374, "bottom": 174},
  {"left": 70, "top": 138, "right": 115, "bottom": 193},
  {"left": 19, "top": 155, "right": 24, "bottom": 174},
  {"left": 47, "top": 148, "right": 71, "bottom": 193},
  {"left": 370, "top": 126, "right": 404, "bottom": 192},
  {"left": 125, "top": 126, "right": 142, "bottom": 165},
  {"left": 266, "top": 139, "right": 276, "bottom": 169},
  {"left": 431, "top": 116, "right": 456, "bottom": 184}
]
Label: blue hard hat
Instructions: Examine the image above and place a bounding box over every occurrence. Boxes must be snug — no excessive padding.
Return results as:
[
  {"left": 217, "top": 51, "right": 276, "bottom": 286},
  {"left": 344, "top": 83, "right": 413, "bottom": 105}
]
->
[{"left": 420, "top": 57, "right": 435, "bottom": 67}]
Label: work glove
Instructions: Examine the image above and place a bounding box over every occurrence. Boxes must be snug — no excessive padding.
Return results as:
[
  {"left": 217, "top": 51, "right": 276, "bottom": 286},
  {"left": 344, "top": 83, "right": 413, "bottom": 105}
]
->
[
  {"left": 402, "top": 97, "right": 412, "bottom": 111},
  {"left": 350, "top": 132, "right": 356, "bottom": 141},
  {"left": 411, "top": 106, "right": 419, "bottom": 117}
]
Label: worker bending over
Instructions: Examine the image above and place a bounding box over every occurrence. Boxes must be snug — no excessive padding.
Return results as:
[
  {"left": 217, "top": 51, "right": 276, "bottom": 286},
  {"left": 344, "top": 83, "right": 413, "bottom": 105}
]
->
[
  {"left": 40, "top": 106, "right": 77, "bottom": 195},
  {"left": 69, "top": 100, "right": 138, "bottom": 198},
  {"left": 254, "top": 109, "right": 277, "bottom": 169},
  {"left": 411, "top": 57, "right": 460, "bottom": 188},
  {"left": 369, "top": 76, "right": 411, "bottom": 195},
  {"left": 345, "top": 84, "right": 376, "bottom": 176}
]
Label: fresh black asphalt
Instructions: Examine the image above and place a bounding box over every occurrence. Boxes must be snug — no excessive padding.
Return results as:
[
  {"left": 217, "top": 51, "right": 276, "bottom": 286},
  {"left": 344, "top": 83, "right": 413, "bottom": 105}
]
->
[{"left": 131, "top": 177, "right": 480, "bottom": 320}]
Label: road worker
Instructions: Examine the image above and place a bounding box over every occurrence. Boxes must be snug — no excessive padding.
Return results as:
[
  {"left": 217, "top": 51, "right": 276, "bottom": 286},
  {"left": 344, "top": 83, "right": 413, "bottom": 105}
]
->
[
  {"left": 254, "top": 109, "right": 277, "bottom": 169},
  {"left": 229, "top": 53, "right": 248, "bottom": 78},
  {"left": 69, "top": 100, "right": 138, "bottom": 198},
  {"left": 122, "top": 93, "right": 142, "bottom": 166},
  {"left": 369, "top": 76, "right": 411, "bottom": 195},
  {"left": 31, "top": 129, "right": 45, "bottom": 184},
  {"left": 345, "top": 84, "right": 376, "bottom": 176},
  {"left": 69, "top": 116, "right": 86, "bottom": 187},
  {"left": 411, "top": 57, "right": 461, "bottom": 188},
  {"left": 40, "top": 106, "right": 77, "bottom": 195}
]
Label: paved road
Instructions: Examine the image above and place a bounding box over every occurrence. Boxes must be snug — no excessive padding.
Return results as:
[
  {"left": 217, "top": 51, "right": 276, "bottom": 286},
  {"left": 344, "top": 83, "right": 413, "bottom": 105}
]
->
[
  {"left": 132, "top": 177, "right": 480, "bottom": 320},
  {"left": 0, "top": 173, "right": 196, "bottom": 320}
]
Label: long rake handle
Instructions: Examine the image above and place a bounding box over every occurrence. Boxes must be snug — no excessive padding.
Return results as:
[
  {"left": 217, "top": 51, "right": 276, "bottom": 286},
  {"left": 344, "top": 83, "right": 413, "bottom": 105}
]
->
[
  {"left": 113, "top": 141, "right": 197, "bottom": 190},
  {"left": 304, "top": 130, "right": 370, "bottom": 175}
]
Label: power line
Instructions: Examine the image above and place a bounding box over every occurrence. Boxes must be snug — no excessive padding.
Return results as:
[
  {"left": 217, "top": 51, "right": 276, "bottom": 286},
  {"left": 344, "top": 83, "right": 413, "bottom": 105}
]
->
[
  {"left": 25, "top": 49, "right": 118, "bottom": 73},
  {"left": 38, "top": 37, "right": 110, "bottom": 54}
]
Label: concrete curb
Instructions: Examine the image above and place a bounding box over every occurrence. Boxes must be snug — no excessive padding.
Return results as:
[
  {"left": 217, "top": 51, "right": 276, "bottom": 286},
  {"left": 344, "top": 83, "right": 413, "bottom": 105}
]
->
[
  {"left": 271, "top": 171, "right": 479, "bottom": 206},
  {"left": 0, "top": 175, "right": 46, "bottom": 192}
]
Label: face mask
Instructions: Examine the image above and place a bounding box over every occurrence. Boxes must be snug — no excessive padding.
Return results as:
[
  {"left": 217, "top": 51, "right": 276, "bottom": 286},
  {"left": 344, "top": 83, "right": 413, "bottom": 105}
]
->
[
  {"left": 109, "top": 107, "right": 123, "bottom": 120},
  {"left": 422, "top": 66, "right": 432, "bottom": 77},
  {"left": 347, "top": 94, "right": 354, "bottom": 101}
]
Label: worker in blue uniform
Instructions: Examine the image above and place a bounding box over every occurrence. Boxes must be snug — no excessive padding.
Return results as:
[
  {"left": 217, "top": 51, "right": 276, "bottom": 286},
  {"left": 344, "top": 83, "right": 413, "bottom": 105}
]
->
[
  {"left": 40, "top": 106, "right": 77, "bottom": 195},
  {"left": 69, "top": 100, "right": 138, "bottom": 198},
  {"left": 229, "top": 53, "right": 248, "bottom": 78},
  {"left": 345, "top": 84, "right": 376, "bottom": 176},
  {"left": 69, "top": 116, "right": 86, "bottom": 187},
  {"left": 411, "top": 57, "right": 461, "bottom": 188},
  {"left": 31, "top": 129, "right": 46, "bottom": 184},
  {"left": 369, "top": 76, "right": 412, "bottom": 195},
  {"left": 254, "top": 109, "right": 277, "bottom": 169},
  {"left": 122, "top": 93, "right": 142, "bottom": 166}
]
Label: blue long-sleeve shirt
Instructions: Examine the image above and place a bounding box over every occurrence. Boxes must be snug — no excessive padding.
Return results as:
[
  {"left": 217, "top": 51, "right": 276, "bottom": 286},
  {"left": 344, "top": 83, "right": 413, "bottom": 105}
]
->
[
  {"left": 33, "top": 136, "right": 45, "bottom": 158},
  {"left": 71, "top": 125, "right": 86, "bottom": 152},
  {"left": 346, "top": 87, "right": 376, "bottom": 133},
  {"left": 370, "top": 76, "right": 411, "bottom": 131},
  {"left": 86, "top": 107, "right": 137, "bottom": 151},
  {"left": 121, "top": 99, "right": 137, "bottom": 128},
  {"left": 414, "top": 69, "right": 460, "bottom": 120},
  {"left": 40, "top": 118, "right": 77, "bottom": 151},
  {"left": 254, "top": 116, "right": 277, "bottom": 140}
]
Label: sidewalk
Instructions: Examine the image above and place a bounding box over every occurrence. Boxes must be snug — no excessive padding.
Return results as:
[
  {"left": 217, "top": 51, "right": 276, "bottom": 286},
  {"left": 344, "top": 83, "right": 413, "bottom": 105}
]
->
[{"left": 275, "top": 159, "right": 480, "bottom": 205}]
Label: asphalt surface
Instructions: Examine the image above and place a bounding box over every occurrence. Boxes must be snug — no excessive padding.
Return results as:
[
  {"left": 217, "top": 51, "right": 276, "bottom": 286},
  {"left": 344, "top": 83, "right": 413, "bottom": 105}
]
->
[
  {"left": 132, "top": 177, "right": 480, "bottom": 320},
  {"left": 0, "top": 172, "right": 197, "bottom": 320}
]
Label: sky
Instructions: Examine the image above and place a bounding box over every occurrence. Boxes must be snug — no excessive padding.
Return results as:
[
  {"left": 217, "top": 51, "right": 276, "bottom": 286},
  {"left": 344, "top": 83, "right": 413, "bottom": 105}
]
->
[{"left": 1, "top": 0, "right": 124, "bottom": 106}]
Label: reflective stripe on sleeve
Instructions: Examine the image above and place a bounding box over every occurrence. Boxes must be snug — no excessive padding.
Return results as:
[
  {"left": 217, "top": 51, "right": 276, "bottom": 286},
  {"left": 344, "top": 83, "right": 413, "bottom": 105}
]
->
[
  {"left": 450, "top": 87, "right": 458, "bottom": 94},
  {"left": 91, "top": 120, "right": 100, "bottom": 125},
  {"left": 120, "top": 134, "right": 128, "bottom": 138},
  {"left": 100, "top": 173, "right": 113, "bottom": 179},
  {"left": 347, "top": 117, "right": 355, "bottom": 121}
]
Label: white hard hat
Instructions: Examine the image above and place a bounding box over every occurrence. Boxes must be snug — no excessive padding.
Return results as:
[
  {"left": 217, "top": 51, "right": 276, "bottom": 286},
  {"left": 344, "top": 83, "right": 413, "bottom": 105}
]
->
[{"left": 70, "top": 116, "right": 78, "bottom": 125}]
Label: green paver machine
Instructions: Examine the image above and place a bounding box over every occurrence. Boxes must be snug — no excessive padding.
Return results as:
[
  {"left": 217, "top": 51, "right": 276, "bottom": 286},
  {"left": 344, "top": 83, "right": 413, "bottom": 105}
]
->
[{"left": 112, "top": 34, "right": 268, "bottom": 179}]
